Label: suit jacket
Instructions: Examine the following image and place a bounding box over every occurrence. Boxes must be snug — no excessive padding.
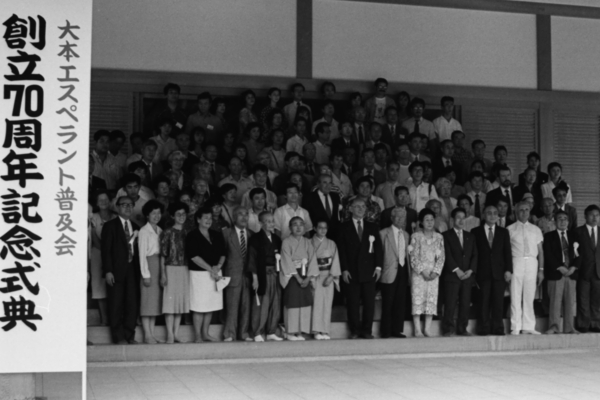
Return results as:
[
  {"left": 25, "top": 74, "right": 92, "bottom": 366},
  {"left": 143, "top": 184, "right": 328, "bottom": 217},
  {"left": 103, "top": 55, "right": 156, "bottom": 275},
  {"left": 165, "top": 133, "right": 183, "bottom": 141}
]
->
[
  {"left": 379, "top": 206, "right": 418, "bottom": 234},
  {"left": 247, "top": 230, "right": 282, "bottom": 296},
  {"left": 513, "top": 184, "right": 543, "bottom": 216},
  {"left": 222, "top": 227, "right": 254, "bottom": 287},
  {"left": 381, "top": 123, "right": 404, "bottom": 148},
  {"left": 543, "top": 230, "right": 579, "bottom": 281},
  {"left": 331, "top": 137, "right": 360, "bottom": 159},
  {"left": 432, "top": 158, "right": 463, "bottom": 185},
  {"left": 554, "top": 203, "right": 578, "bottom": 231},
  {"left": 351, "top": 169, "right": 386, "bottom": 187},
  {"left": 337, "top": 220, "right": 384, "bottom": 283},
  {"left": 303, "top": 190, "right": 341, "bottom": 238},
  {"left": 142, "top": 160, "right": 164, "bottom": 186},
  {"left": 379, "top": 227, "right": 410, "bottom": 284},
  {"left": 486, "top": 186, "right": 515, "bottom": 215},
  {"left": 442, "top": 229, "right": 478, "bottom": 282},
  {"left": 574, "top": 225, "right": 600, "bottom": 281},
  {"left": 518, "top": 170, "right": 549, "bottom": 187},
  {"left": 100, "top": 217, "right": 140, "bottom": 282},
  {"left": 471, "top": 225, "right": 513, "bottom": 282}
]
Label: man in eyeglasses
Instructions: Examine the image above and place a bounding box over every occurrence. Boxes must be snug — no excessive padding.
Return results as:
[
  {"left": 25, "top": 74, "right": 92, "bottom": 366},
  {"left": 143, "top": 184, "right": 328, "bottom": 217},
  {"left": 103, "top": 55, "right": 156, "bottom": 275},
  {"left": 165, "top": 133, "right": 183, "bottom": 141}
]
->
[{"left": 101, "top": 195, "right": 141, "bottom": 344}]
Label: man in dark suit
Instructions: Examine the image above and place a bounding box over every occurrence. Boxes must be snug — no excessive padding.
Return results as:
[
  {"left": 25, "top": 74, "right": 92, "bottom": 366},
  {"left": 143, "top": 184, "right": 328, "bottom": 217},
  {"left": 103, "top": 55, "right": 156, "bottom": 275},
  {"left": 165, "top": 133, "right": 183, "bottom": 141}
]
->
[
  {"left": 381, "top": 106, "right": 405, "bottom": 147},
  {"left": 472, "top": 205, "right": 513, "bottom": 335},
  {"left": 553, "top": 184, "right": 577, "bottom": 231},
  {"left": 495, "top": 196, "right": 514, "bottom": 228},
  {"left": 138, "top": 140, "right": 163, "bottom": 187},
  {"left": 222, "top": 207, "right": 254, "bottom": 341},
  {"left": 432, "top": 140, "right": 463, "bottom": 184},
  {"left": 486, "top": 165, "right": 515, "bottom": 215},
  {"left": 351, "top": 148, "right": 386, "bottom": 187},
  {"left": 101, "top": 195, "right": 140, "bottom": 344},
  {"left": 203, "top": 144, "right": 229, "bottom": 185},
  {"left": 331, "top": 121, "right": 360, "bottom": 157},
  {"left": 518, "top": 152, "right": 549, "bottom": 187},
  {"left": 544, "top": 210, "right": 579, "bottom": 334},
  {"left": 513, "top": 167, "right": 543, "bottom": 217},
  {"left": 575, "top": 205, "right": 600, "bottom": 333},
  {"left": 337, "top": 197, "right": 383, "bottom": 339},
  {"left": 441, "top": 207, "right": 478, "bottom": 336},
  {"left": 380, "top": 186, "right": 418, "bottom": 234},
  {"left": 303, "top": 174, "right": 341, "bottom": 239}
]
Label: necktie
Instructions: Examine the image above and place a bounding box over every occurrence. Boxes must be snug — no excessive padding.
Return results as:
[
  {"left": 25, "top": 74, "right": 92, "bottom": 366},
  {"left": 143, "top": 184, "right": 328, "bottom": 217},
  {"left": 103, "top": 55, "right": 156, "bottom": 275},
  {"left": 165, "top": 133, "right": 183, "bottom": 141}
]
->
[
  {"left": 357, "top": 220, "right": 363, "bottom": 240},
  {"left": 504, "top": 189, "right": 510, "bottom": 204},
  {"left": 391, "top": 125, "right": 395, "bottom": 135},
  {"left": 474, "top": 194, "right": 481, "bottom": 219},
  {"left": 209, "top": 163, "right": 216, "bottom": 184},
  {"left": 458, "top": 230, "right": 463, "bottom": 248},
  {"left": 592, "top": 228, "right": 597, "bottom": 251},
  {"left": 324, "top": 193, "right": 332, "bottom": 219},
  {"left": 414, "top": 120, "right": 420, "bottom": 134},
  {"left": 523, "top": 224, "right": 530, "bottom": 255},
  {"left": 358, "top": 126, "right": 364, "bottom": 144},
  {"left": 561, "top": 231, "right": 569, "bottom": 266},
  {"left": 307, "top": 163, "right": 314, "bottom": 175},
  {"left": 240, "top": 230, "right": 247, "bottom": 259},
  {"left": 124, "top": 221, "right": 133, "bottom": 263},
  {"left": 445, "top": 159, "right": 451, "bottom": 167},
  {"left": 488, "top": 226, "right": 494, "bottom": 248}
]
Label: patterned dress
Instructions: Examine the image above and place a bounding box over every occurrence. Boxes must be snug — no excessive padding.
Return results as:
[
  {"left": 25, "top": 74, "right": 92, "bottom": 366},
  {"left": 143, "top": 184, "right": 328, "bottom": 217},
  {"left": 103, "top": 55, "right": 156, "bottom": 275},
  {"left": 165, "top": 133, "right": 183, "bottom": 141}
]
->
[{"left": 408, "top": 231, "right": 445, "bottom": 315}]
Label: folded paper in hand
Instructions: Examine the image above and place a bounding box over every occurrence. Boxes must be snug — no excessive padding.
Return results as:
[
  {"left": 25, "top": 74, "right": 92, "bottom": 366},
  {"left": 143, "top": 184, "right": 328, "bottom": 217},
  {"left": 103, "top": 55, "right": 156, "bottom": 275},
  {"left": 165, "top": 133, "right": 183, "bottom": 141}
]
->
[{"left": 216, "top": 276, "right": 231, "bottom": 291}]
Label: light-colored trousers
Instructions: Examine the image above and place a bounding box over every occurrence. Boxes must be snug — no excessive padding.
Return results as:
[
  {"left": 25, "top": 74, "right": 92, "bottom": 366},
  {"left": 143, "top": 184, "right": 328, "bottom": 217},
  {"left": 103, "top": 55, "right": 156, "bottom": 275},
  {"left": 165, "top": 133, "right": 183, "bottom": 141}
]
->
[
  {"left": 510, "top": 257, "right": 538, "bottom": 332},
  {"left": 547, "top": 277, "right": 576, "bottom": 333},
  {"left": 311, "top": 271, "right": 335, "bottom": 334}
]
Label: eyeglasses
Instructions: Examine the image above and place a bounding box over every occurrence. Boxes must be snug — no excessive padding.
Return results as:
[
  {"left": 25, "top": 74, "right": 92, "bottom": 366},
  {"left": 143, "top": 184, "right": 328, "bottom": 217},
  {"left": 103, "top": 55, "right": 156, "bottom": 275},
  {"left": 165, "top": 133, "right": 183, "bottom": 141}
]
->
[{"left": 118, "top": 203, "right": 133, "bottom": 208}]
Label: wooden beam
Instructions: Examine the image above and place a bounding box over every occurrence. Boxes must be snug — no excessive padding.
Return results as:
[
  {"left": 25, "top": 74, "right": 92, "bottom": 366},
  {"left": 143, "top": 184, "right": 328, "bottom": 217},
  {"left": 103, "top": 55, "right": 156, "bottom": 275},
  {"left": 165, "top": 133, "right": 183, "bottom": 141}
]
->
[
  {"left": 296, "top": 0, "right": 313, "bottom": 79},
  {"left": 536, "top": 15, "right": 552, "bottom": 91},
  {"left": 333, "top": 0, "right": 600, "bottom": 19}
]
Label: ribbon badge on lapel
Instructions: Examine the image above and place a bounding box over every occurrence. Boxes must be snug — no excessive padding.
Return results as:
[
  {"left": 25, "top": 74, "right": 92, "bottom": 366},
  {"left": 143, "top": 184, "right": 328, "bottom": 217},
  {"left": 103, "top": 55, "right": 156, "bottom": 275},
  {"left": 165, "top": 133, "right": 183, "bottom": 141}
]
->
[
  {"left": 369, "top": 235, "right": 375, "bottom": 253},
  {"left": 574, "top": 242, "right": 579, "bottom": 258},
  {"left": 275, "top": 252, "right": 281, "bottom": 272}
]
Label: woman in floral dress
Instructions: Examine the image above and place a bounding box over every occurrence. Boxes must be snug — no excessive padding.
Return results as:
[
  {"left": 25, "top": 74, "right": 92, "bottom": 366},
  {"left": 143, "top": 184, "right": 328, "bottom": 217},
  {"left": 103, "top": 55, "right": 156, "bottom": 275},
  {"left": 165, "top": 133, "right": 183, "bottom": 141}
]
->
[{"left": 409, "top": 208, "right": 445, "bottom": 337}]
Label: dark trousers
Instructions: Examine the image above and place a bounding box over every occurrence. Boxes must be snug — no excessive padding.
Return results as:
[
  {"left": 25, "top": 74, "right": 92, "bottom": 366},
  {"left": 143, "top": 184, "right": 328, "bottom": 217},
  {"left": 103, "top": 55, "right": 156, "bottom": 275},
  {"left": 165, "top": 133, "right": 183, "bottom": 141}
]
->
[
  {"left": 577, "top": 276, "right": 600, "bottom": 330},
  {"left": 478, "top": 279, "right": 506, "bottom": 334},
  {"left": 343, "top": 279, "right": 376, "bottom": 336},
  {"left": 442, "top": 277, "right": 473, "bottom": 334},
  {"left": 107, "top": 264, "right": 139, "bottom": 343},
  {"left": 380, "top": 267, "right": 408, "bottom": 337},
  {"left": 251, "top": 273, "right": 281, "bottom": 337},
  {"left": 223, "top": 275, "right": 252, "bottom": 340}
]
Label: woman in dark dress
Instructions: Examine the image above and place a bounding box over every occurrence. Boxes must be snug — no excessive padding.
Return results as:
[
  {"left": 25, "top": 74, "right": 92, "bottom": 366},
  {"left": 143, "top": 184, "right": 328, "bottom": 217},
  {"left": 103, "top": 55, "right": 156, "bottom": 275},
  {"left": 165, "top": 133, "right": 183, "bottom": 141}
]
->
[{"left": 185, "top": 207, "right": 227, "bottom": 343}]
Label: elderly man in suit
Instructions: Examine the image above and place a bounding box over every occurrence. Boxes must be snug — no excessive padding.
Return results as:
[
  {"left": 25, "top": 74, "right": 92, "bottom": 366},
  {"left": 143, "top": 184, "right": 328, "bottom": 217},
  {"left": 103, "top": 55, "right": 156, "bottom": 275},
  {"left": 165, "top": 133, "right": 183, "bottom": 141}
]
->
[
  {"left": 544, "top": 210, "right": 579, "bottom": 334},
  {"left": 441, "top": 207, "right": 478, "bottom": 336},
  {"left": 472, "top": 205, "right": 513, "bottom": 335},
  {"left": 101, "top": 195, "right": 140, "bottom": 344},
  {"left": 337, "top": 197, "right": 384, "bottom": 339},
  {"left": 507, "top": 201, "right": 544, "bottom": 335},
  {"left": 379, "top": 207, "right": 410, "bottom": 338},
  {"left": 303, "top": 174, "right": 341, "bottom": 239},
  {"left": 575, "top": 205, "right": 600, "bottom": 333},
  {"left": 222, "top": 207, "right": 254, "bottom": 341}
]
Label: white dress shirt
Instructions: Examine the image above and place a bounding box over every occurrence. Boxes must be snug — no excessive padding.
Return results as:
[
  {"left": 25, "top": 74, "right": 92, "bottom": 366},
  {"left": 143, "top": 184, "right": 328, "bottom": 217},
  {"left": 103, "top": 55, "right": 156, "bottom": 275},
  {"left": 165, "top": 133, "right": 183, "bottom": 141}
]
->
[
  {"left": 138, "top": 222, "right": 162, "bottom": 279},
  {"left": 391, "top": 225, "right": 406, "bottom": 266},
  {"left": 586, "top": 225, "right": 598, "bottom": 247},
  {"left": 433, "top": 116, "right": 463, "bottom": 142},
  {"left": 274, "top": 204, "right": 313, "bottom": 239},
  {"left": 507, "top": 220, "right": 543, "bottom": 258}
]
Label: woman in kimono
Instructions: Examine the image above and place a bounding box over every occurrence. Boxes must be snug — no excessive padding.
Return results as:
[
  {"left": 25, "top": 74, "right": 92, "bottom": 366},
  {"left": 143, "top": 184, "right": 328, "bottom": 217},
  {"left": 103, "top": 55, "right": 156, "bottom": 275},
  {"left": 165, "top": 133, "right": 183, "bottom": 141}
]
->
[
  {"left": 408, "top": 208, "right": 445, "bottom": 337},
  {"left": 310, "top": 221, "right": 341, "bottom": 340},
  {"left": 280, "top": 217, "right": 319, "bottom": 340}
]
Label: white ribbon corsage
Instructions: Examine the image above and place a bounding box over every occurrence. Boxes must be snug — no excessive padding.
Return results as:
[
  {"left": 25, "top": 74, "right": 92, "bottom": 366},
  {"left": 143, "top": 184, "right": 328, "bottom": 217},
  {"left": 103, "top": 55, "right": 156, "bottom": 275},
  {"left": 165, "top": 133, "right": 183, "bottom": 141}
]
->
[
  {"left": 407, "top": 245, "right": 414, "bottom": 253},
  {"left": 129, "top": 230, "right": 139, "bottom": 245},
  {"left": 275, "top": 253, "right": 281, "bottom": 272},
  {"left": 369, "top": 235, "right": 375, "bottom": 253},
  {"left": 573, "top": 242, "right": 579, "bottom": 257},
  {"left": 301, "top": 258, "right": 308, "bottom": 276}
]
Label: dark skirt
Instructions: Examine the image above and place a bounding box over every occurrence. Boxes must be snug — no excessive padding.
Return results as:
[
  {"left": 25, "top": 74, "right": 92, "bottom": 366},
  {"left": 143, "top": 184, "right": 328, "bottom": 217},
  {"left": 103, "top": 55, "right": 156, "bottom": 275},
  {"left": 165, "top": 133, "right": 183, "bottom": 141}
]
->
[{"left": 283, "top": 278, "right": 313, "bottom": 309}]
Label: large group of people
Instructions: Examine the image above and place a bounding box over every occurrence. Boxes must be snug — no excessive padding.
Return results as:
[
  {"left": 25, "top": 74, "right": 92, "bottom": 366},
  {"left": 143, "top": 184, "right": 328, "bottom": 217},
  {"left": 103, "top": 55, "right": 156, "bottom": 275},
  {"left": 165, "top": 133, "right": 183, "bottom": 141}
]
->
[{"left": 88, "top": 78, "right": 600, "bottom": 345}]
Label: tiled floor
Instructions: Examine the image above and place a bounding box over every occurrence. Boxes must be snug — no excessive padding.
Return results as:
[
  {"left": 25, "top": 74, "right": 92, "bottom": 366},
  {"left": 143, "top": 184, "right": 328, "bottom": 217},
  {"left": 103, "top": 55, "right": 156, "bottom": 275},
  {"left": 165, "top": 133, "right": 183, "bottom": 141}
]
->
[{"left": 87, "top": 349, "right": 600, "bottom": 400}]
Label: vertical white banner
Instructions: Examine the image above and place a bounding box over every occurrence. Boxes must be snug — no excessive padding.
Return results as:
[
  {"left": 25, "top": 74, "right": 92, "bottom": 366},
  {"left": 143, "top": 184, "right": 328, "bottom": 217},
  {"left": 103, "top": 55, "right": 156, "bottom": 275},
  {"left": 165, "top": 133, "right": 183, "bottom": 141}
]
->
[{"left": 0, "top": 0, "right": 91, "bottom": 373}]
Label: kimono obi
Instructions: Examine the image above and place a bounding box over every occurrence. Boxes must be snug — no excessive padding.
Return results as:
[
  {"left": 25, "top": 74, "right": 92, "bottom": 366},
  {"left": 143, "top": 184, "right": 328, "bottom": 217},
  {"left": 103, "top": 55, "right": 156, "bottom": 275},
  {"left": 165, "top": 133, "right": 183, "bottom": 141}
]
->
[{"left": 317, "top": 257, "right": 332, "bottom": 271}]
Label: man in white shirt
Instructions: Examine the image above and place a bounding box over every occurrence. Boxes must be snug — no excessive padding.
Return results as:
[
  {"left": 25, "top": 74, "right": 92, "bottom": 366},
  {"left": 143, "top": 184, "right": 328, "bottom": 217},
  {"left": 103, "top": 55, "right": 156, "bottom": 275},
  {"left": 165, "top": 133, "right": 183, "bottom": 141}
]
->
[
  {"left": 273, "top": 183, "right": 313, "bottom": 239},
  {"left": 396, "top": 142, "right": 412, "bottom": 186},
  {"left": 433, "top": 96, "right": 463, "bottom": 142},
  {"left": 312, "top": 101, "right": 339, "bottom": 143},
  {"left": 376, "top": 162, "right": 402, "bottom": 209},
  {"left": 401, "top": 98, "right": 436, "bottom": 142},
  {"left": 92, "top": 130, "right": 123, "bottom": 190},
  {"left": 407, "top": 133, "right": 430, "bottom": 163},
  {"left": 408, "top": 161, "right": 439, "bottom": 212},
  {"left": 247, "top": 188, "right": 270, "bottom": 233},
  {"left": 283, "top": 83, "right": 312, "bottom": 125},
  {"left": 241, "top": 165, "right": 277, "bottom": 210},
  {"left": 219, "top": 157, "right": 254, "bottom": 204},
  {"left": 507, "top": 201, "right": 544, "bottom": 335}
]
